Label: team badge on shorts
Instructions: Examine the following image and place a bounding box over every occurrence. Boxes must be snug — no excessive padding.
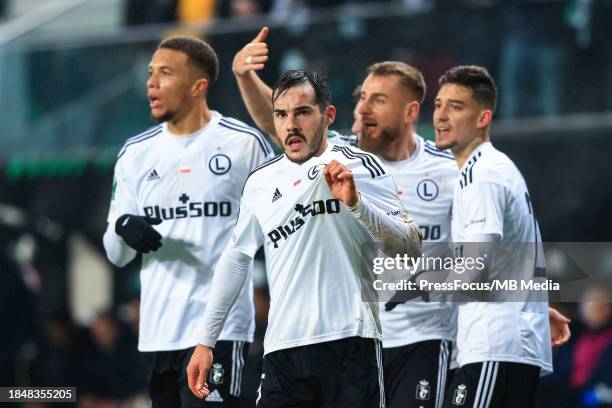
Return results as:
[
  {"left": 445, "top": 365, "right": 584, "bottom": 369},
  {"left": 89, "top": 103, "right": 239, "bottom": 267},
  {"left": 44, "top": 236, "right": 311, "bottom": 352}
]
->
[
  {"left": 453, "top": 384, "right": 467, "bottom": 406},
  {"left": 416, "top": 379, "right": 431, "bottom": 401},
  {"left": 209, "top": 363, "right": 225, "bottom": 385}
]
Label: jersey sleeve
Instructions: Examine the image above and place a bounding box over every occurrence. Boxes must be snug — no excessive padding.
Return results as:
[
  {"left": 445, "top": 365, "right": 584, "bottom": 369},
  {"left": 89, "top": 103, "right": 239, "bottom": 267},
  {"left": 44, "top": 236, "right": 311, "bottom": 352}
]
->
[
  {"left": 353, "top": 173, "right": 422, "bottom": 258},
  {"left": 357, "top": 173, "right": 406, "bottom": 218},
  {"left": 107, "top": 158, "right": 139, "bottom": 224},
  {"left": 103, "top": 157, "right": 139, "bottom": 267},
  {"left": 460, "top": 181, "right": 505, "bottom": 239},
  {"left": 229, "top": 180, "right": 265, "bottom": 257}
]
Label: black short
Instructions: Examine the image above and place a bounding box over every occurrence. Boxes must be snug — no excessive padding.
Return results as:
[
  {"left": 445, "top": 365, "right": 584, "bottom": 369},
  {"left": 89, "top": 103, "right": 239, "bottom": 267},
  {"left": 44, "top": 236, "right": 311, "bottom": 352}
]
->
[
  {"left": 383, "top": 340, "right": 452, "bottom": 408},
  {"left": 256, "top": 337, "right": 384, "bottom": 408},
  {"left": 443, "top": 361, "right": 540, "bottom": 408},
  {"left": 143, "top": 340, "right": 248, "bottom": 407}
]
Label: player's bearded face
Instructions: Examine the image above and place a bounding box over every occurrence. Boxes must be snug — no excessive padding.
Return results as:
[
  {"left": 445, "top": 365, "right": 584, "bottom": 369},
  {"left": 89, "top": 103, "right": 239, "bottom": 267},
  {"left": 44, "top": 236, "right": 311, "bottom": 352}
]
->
[
  {"left": 434, "top": 84, "right": 482, "bottom": 152},
  {"left": 359, "top": 121, "right": 403, "bottom": 155},
  {"left": 358, "top": 75, "right": 410, "bottom": 155},
  {"left": 147, "top": 49, "right": 196, "bottom": 124},
  {"left": 274, "top": 85, "right": 334, "bottom": 164}
]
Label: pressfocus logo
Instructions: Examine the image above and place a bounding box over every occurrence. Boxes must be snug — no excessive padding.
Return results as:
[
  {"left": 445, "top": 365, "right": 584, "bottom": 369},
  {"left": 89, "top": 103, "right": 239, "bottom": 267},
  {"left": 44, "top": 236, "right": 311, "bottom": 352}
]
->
[{"left": 359, "top": 241, "right": 611, "bottom": 303}]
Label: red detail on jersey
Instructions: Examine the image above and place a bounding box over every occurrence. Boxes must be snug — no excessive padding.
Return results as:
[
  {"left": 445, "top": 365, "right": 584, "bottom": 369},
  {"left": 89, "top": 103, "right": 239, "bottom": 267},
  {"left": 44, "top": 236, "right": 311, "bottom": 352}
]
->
[
  {"left": 179, "top": 168, "right": 192, "bottom": 174},
  {"left": 397, "top": 190, "right": 403, "bottom": 196},
  {"left": 294, "top": 179, "right": 302, "bottom": 187}
]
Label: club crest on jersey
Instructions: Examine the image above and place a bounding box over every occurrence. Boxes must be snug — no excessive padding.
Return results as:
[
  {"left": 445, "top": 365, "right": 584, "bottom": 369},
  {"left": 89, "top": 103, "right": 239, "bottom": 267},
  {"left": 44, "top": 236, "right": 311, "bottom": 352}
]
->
[
  {"left": 267, "top": 199, "right": 341, "bottom": 248},
  {"left": 308, "top": 163, "right": 327, "bottom": 180},
  {"left": 209, "top": 154, "right": 231, "bottom": 175},
  {"left": 453, "top": 384, "right": 467, "bottom": 406},
  {"left": 209, "top": 363, "right": 224, "bottom": 385},
  {"left": 416, "top": 379, "right": 430, "bottom": 401},
  {"left": 417, "top": 179, "right": 439, "bottom": 201}
]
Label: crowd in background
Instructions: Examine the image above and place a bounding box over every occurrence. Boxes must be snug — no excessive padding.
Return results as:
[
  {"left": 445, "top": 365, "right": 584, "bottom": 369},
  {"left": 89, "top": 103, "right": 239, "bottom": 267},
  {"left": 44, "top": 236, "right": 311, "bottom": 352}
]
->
[
  {"left": 19, "top": 0, "right": 612, "bottom": 150},
  {"left": 121, "top": 0, "right": 612, "bottom": 119}
]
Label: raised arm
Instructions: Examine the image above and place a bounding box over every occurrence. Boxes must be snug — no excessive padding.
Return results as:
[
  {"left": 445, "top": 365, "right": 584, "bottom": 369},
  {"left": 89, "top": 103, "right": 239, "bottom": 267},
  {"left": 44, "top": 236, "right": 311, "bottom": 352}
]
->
[
  {"left": 324, "top": 159, "right": 422, "bottom": 259},
  {"left": 232, "top": 27, "right": 278, "bottom": 144}
]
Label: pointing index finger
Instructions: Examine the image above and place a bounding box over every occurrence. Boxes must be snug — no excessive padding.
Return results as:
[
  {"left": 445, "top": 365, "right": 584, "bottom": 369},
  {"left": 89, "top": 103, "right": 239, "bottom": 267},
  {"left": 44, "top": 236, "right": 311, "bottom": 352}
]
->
[{"left": 252, "top": 27, "right": 269, "bottom": 43}]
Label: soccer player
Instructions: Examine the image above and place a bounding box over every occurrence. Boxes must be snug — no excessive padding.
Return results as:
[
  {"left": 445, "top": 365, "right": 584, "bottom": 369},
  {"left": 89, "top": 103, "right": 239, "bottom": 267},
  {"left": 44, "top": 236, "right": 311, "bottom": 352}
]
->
[
  {"left": 232, "top": 28, "right": 458, "bottom": 408},
  {"left": 433, "top": 65, "right": 552, "bottom": 408},
  {"left": 186, "top": 70, "right": 422, "bottom": 407},
  {"left": 231, "top": 28, "right": 570, "bottom": 407},
  {"left": 103, "top": 36, "right": 274, "bottom": 407}
]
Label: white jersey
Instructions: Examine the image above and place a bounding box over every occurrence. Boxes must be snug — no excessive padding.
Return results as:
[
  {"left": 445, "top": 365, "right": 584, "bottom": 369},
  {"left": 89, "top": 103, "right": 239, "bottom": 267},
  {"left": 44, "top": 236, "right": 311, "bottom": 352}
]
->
[
  {"left": 330, "top": 132, "right": 459, "bottom": 347},
  {"left": 451, "top": 142, "right": 552, "bottom": 373},
  {"left": 230, "top": 142, "right": 409, "bottom": 355},
  {"left": 105, "top": 111, "right": 274, "bottom": 351}
]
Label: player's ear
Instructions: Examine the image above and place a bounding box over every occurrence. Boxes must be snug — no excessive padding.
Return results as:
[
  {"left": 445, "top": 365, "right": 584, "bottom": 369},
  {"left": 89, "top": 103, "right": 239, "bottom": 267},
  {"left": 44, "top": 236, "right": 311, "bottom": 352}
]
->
[
  {"left": 405, "top": 100, "right": 420, "bottom": 124},
  {"left": 476, "top": 109, "right": 493, "bottom": 129},
  {"left": 324, "top": 105, "right": 336, "bottom": 126},
  {"left": 192, "top": 78, "right": 209, "bottom": 98}
]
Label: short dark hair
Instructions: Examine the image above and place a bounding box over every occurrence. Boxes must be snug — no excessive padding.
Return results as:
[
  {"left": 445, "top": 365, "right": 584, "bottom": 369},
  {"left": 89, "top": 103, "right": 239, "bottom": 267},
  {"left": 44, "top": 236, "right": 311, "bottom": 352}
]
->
[
  {"left": 438, "top": 65, "right": 497, "bottom": 112},
  {"left": 272, "top": 70, "right": 331, "bottom": 112},
  {"left": 366, "top": 61, "right": 426, "bottom": 104},
  {"left": 159, "top": 36, "right": 219, "bottom": 83}
]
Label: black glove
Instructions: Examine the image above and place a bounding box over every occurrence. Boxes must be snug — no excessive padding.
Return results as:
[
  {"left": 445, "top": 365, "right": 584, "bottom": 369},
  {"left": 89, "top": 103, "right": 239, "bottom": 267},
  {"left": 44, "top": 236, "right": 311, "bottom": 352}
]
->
[
  {"left": 115, "top": 214, "right": 162, "bottom": 253},
  {"left": 384, "top": 272, "right": 430, "bottom": 311}
]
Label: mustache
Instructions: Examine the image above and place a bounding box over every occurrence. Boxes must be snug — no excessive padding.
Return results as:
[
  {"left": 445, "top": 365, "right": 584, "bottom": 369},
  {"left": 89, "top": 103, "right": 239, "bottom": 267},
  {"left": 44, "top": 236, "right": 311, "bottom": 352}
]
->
[{"left": 285, "top": 133, "right": 306, "bottom": 145}]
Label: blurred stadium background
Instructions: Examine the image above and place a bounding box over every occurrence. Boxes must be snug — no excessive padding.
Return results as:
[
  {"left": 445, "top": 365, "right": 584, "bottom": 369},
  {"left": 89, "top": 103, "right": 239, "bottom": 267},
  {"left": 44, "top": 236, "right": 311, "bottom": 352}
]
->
[{"left": 0, "top": 0, "right": 611, "bottom": 406}]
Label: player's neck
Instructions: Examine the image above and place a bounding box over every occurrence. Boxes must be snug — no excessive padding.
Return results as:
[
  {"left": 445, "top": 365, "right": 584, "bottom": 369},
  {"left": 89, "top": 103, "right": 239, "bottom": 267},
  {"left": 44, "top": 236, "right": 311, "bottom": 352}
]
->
[
  {"left": 167, "top": 102, "right": 212, "bottom": 136},
  {"left": 315, "top": 136, "right": 329, "bottom": 157},
  {"left": 454, "top": 133, "right": 490, "bottom": 168},
  {"left": 379, "top": 129, "right": 417, "bottom": 162}
]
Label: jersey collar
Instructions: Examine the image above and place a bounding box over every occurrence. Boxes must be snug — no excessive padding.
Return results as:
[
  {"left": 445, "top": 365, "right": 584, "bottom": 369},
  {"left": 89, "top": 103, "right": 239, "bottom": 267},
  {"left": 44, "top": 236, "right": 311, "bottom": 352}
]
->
[{"left": 460, "top": 141, "right": 493, "bottom": 172}]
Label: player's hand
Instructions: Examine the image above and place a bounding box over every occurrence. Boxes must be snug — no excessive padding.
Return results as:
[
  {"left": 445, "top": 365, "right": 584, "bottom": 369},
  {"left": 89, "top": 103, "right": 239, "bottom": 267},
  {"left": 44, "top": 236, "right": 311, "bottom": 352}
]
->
[
  {"left": 115, "top": 214, "right": 162, "bottom": 253},
  {"left": 549, "top": 307, "right": 571, "bottom": 347},
  {"left": 324, "top": 160, "right": 359, "bottom": 207},
  {"left": 232, "top": 27, "right": 269, "bottom": 76},
  {"left": 385, "top": 272, "right": 430, "bottom": 311},
  {"left": 187, "top": 344, "right": 213, "bottom": 399}
]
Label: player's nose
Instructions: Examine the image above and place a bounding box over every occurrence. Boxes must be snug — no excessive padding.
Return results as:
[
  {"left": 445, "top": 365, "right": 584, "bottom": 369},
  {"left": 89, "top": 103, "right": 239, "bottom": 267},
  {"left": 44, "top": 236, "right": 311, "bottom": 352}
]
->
[
  {"left": 285, "top": 113, "right": 298, "bottom": 132},
  {"left": 358, "top": 100, "right": 372, "bottom": 115},
  {"left": 147, "top": 73, "right": 159, "bottom": 88}
]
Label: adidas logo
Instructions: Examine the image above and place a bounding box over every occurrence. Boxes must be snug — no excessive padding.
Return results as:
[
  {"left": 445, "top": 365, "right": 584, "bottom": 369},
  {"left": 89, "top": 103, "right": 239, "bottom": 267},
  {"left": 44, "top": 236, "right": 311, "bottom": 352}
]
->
[
  {"left": 272, "top": 188, "right": 282, "bottom": 202},
  {"left": 205, "top": 389, "right": 224, "bottom": 403},
  {"left": 146, "top": 169, "right": 160, "bottom": 181}
]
